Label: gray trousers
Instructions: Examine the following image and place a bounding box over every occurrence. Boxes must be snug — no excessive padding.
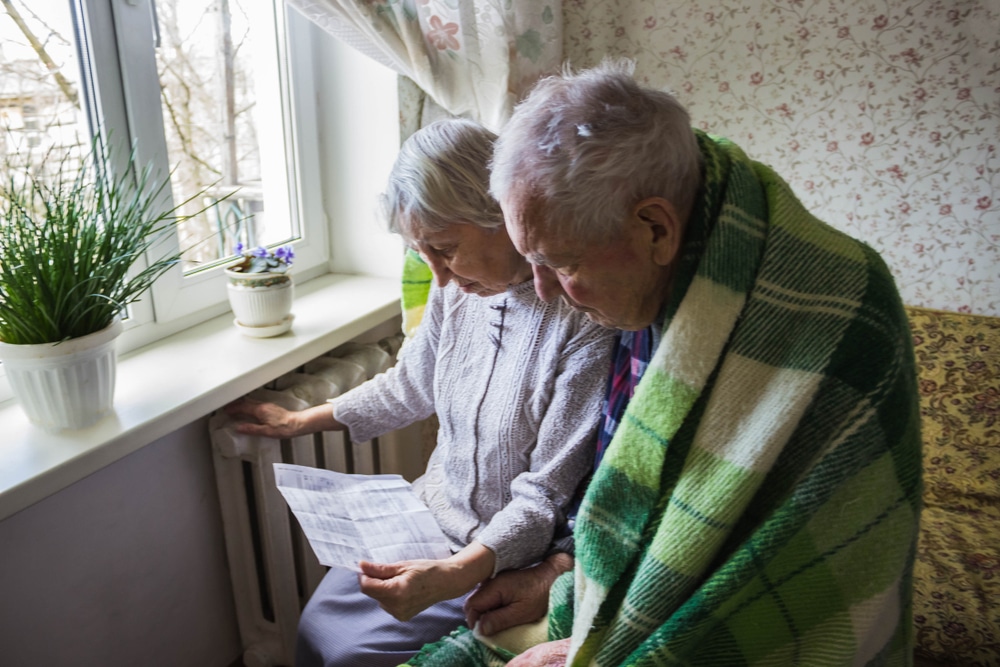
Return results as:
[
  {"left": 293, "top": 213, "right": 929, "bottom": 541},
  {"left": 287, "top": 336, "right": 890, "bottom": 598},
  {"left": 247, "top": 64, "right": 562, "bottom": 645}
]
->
[{"left": 295, "top": 566, "right": 469, "bottom": 667}]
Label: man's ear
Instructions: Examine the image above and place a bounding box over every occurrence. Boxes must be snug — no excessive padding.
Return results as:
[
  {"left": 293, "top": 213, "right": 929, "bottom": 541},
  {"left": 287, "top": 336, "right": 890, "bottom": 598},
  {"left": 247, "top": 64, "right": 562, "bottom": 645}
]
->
[{"left": 633, "top": 197, "right": 683, "bottom": 266}]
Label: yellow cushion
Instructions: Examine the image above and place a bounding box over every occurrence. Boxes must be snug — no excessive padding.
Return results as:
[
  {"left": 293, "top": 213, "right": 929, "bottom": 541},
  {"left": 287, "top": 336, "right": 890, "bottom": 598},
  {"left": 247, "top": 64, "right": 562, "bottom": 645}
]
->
[
  {"left": 472, "top": 617, "right": 549, "bottom": 656},
  {"left": 906, "top": 306, "right": 1000, "bottom": 666}
]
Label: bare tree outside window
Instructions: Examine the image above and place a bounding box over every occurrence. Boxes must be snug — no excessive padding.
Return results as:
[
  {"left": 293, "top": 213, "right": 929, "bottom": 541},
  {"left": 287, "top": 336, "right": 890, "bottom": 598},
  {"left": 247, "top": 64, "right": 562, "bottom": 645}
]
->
[
  {"left": 0, "top": 0, "right": 85, "bottom": 181},
  {"left": 155, "top": 0, "right": 276, "bottom": 272}
]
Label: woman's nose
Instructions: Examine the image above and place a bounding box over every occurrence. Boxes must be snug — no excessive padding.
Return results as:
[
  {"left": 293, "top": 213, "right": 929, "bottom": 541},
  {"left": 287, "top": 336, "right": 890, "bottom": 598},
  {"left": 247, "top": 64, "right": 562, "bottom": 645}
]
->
[
  {"left": 532, "top": 265, "right": 563, "bottom": 302},
  {"left": 424, "top": 253, "right": 452, "bottom": 287}
]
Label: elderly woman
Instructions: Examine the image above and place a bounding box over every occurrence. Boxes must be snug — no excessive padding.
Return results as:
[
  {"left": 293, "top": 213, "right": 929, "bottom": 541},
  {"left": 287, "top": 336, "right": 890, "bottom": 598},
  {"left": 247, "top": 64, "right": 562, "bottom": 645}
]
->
[{"left": 226, "top": 118, "right": 615, "bottom": 667}]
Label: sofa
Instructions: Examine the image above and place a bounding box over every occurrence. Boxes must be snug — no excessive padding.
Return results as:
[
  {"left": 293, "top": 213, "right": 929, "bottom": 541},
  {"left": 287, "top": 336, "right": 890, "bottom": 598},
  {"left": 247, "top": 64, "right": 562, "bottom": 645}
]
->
[{"left": 907, "top": 306, "right": 1000, "bottom": 667}]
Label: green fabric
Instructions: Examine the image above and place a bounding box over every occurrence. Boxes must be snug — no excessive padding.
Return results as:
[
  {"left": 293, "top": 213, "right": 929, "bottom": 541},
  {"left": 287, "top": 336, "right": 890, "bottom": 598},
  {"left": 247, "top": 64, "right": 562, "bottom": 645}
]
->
[
  {"left": 407, "top": 627, "right": 515, "bottom": 667},
  {"left": 402, "top": 248, "right": 433, "bottom": 337},
  {"left": 404, "top": 132, "right": 922, "bottom": 666}
]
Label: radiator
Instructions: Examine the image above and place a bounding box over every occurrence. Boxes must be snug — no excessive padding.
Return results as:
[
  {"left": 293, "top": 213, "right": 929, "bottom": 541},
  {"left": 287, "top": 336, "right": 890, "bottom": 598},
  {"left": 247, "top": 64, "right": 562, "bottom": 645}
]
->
[{"left": 209, "top": 332, "right": 426, "bottom": 667}]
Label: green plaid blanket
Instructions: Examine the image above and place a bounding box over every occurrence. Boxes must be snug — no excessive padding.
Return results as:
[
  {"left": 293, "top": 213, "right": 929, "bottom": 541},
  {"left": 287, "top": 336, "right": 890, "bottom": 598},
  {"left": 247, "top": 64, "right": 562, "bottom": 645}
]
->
[{"left": 404, "top": 132, "right": 922, "bottom": 666}]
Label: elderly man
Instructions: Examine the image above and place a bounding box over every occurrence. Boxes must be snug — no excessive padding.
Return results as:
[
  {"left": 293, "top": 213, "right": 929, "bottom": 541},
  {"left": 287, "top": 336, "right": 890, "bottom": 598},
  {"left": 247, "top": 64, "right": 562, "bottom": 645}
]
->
[{"left": 404, "top": 60, "right": 922, "bottom": 667}]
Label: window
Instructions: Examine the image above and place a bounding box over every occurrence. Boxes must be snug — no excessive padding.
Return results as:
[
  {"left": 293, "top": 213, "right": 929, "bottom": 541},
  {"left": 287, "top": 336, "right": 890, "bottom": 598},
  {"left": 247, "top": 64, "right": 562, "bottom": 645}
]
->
[
  {"left": 0, "top": 0, "right": 336, "bottom": 405},
  {"left": 97, "top": 0, "right": 327, "bottom": 331},
  {"left": 150, "top": 0, "right": 299, "bottom": 275},
  {"left": 0, "top": 0, "right": 325, "bottom": 349}
]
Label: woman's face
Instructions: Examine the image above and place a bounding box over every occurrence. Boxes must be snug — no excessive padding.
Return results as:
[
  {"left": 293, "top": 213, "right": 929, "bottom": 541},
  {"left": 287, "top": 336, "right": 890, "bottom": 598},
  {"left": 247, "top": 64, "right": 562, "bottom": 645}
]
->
[{"left": 410, "top": 222, "right": 532, "bottom": 297}]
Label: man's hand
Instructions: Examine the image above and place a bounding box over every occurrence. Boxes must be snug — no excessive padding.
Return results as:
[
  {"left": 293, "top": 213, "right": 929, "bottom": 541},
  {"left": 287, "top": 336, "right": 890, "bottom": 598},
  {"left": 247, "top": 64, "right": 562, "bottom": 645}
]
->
[
  {"left": 224, "top": 399, "right": 340, "bottom": 438},
  {"left": 506, "top": 639, "right": 571, "bottom": 667},
  {"left": 466, "top": 552, "right": 574, "bottom": 636},
  {"left": 359, "top": 542, "right": 495, "bottom": 621}
]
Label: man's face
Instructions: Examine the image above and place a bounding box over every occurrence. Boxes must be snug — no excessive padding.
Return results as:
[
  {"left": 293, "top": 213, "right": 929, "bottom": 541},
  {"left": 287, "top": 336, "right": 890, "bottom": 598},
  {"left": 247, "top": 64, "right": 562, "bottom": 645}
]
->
[{"left": 504, "top": 195, "right": 675, "bottom": 331}]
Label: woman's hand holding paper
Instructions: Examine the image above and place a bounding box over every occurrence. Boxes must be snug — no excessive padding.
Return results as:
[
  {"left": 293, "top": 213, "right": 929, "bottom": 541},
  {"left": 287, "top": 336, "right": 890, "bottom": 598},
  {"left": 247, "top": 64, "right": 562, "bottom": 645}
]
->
[{"left": 358, "top": 542, "right": 495, "bottom": 621}]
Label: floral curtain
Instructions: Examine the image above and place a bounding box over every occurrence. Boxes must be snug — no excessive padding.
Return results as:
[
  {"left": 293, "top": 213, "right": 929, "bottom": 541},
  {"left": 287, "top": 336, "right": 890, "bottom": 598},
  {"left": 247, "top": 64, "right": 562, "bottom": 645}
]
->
[{"left": 286, "top": 0, "right": 563, "bottom": 132}]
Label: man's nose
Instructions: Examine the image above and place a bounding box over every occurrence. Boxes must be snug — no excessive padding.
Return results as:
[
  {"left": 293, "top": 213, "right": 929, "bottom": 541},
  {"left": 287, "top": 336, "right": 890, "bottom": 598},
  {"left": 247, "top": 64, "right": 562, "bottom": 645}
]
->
[{"left": 532, "top": 265, "right": 563, "bottom": 302}]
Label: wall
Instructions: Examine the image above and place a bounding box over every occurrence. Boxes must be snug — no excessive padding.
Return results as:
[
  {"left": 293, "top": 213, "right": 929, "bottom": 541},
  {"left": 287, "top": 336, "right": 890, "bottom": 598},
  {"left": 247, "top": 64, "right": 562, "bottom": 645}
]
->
[
  {"left": 563, "top": 0, "right": 999, "bottom": 316},
  {"left": 0, "top": 419, "right": 241, "bottom": 667},
  {"left": 313, "top": 22, "right": 406, "bottom": 279}
]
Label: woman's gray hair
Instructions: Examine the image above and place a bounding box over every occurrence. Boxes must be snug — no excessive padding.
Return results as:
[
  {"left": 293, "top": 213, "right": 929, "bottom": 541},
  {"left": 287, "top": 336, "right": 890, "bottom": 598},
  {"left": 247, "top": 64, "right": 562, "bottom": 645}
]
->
[
  {"left": 382, "top": 118, "right": 503, "bottom": 240},
  {"left": 490, "top": 59, "right": 703, "bottom": 243}
]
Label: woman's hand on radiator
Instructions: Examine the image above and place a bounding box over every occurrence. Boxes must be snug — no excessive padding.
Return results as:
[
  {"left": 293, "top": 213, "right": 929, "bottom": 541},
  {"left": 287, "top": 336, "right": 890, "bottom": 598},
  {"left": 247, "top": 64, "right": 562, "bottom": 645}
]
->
[
  {"left": 358, "top": 541, "right": 496, "bottom": 621},
  {"left": 225, "top": 399, "right": 343, "bottom": 438}
]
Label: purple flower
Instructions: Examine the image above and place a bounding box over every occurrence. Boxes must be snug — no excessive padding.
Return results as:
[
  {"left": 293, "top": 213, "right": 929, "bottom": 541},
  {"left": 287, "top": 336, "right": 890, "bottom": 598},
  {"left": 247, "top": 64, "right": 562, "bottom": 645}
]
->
[
  {"left": 252, "top": 246, "right": 269, "bottom": 258},
  {"left": 275, "top": 245, "right": 295, "bottom": 264},
  {"left": 234, "top": 242, "right": 245, "bottom": 255}
]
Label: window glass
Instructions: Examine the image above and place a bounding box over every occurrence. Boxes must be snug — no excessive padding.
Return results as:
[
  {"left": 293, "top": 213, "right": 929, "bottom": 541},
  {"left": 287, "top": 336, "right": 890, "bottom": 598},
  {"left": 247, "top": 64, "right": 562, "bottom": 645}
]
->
[
  {"left": 152, "top": 0, "right": 297, "bottom": 273},
  {"left": 0, "top": 2, "right": 85, "bottom": 184}
]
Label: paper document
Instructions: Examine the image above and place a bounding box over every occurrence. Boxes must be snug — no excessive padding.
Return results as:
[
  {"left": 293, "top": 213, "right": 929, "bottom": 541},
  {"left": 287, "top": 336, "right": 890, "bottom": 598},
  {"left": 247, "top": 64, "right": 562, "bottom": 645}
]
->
[{"left": 273, "top": 463, "right": 453, "bottom": 571}]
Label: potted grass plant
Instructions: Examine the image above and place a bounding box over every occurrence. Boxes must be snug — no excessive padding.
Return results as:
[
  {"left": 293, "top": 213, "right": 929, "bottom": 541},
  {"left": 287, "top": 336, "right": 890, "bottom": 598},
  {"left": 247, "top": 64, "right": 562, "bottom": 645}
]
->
[{"left": 0, "top": 138, "right": 210, "bottom": 431}]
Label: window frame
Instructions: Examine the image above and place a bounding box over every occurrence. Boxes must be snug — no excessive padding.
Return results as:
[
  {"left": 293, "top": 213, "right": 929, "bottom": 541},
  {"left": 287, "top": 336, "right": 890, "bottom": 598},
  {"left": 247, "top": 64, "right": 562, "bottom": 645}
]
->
[{"left": 79, "top": 0, "right": 329, "bottom": 346}]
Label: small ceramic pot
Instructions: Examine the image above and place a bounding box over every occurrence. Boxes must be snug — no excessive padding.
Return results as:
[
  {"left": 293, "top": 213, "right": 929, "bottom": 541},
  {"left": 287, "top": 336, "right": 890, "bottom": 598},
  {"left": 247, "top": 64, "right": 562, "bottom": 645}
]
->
[{"left": 225, "top": 268, "right": 294, "bottom": 336}]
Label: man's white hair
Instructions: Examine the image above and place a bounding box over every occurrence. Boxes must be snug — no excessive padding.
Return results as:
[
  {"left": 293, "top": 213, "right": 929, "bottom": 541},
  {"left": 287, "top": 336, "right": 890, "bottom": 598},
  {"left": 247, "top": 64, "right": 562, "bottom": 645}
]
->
[{"left": 490, "top": 59, "right": 702, "bottom": 243}]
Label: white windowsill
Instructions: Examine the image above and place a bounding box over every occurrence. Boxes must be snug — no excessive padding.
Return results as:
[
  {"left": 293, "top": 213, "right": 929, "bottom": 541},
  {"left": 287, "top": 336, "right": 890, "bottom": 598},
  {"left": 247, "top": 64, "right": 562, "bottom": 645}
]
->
[{"left": 0, "top": 272, "right": 402, "bottom": 522}]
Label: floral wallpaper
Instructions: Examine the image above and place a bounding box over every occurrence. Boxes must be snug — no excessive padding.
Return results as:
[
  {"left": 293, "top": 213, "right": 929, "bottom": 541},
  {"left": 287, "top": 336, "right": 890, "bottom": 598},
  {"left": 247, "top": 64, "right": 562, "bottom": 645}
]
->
[{"left": 563, "top": 0, "right": 1000, "bottom": 316}]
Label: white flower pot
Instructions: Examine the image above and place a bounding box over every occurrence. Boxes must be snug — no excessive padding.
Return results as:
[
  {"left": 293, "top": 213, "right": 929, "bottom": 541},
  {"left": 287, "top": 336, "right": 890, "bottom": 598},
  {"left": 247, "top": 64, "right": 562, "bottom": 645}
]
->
[
  {"left": 0, "top": 319, "right": 122, "bottom": 431},
  {"left": 225, "top": 269, "right": 294, "bottom": 337}
]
